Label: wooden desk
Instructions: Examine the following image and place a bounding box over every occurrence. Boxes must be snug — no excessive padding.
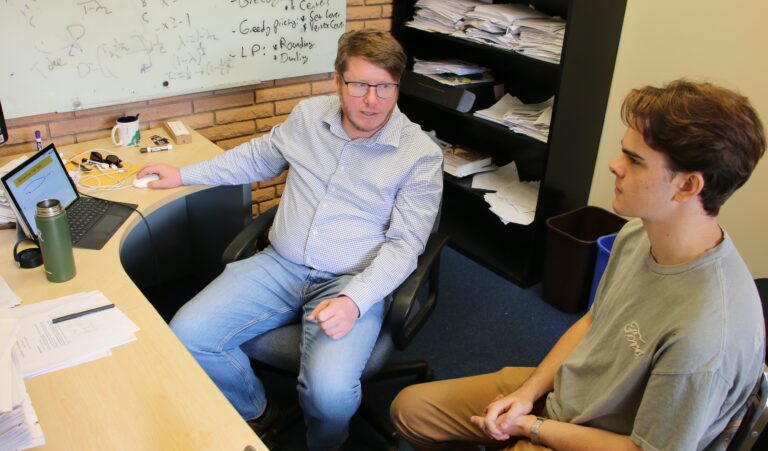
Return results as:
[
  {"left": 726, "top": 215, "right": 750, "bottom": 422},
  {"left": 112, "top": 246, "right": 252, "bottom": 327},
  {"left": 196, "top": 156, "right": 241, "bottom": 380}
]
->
[{"left": 0, "top": 129, "right": 266, "bottom": 450}]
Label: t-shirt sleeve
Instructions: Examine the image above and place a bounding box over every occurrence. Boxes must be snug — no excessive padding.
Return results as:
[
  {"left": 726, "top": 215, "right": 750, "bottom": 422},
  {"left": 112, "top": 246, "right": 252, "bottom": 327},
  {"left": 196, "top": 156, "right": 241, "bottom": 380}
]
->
[{"left": 631, "top": 371, "right": 729, "bottom": 451}]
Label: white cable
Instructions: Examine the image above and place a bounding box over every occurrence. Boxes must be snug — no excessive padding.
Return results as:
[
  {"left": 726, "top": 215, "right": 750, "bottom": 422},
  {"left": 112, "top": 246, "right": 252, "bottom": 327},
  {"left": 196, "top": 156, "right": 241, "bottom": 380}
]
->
[{"left": 63, "top": 148, "right": 135, "bottom": 192}]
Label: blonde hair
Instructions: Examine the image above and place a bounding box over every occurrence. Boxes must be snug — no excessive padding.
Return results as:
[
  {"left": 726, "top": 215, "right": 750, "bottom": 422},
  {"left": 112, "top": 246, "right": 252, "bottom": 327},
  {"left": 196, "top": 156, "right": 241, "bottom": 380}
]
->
[{"left": 334, "top": 30, "right": 406, "bottom": 80}]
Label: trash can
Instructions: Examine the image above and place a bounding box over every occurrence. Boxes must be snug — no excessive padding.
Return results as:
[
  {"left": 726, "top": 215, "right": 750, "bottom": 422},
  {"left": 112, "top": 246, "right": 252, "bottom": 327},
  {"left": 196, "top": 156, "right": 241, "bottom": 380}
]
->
[
  {"left": 587, "top": 233, "right": 618, "bottom": 308},
  {"left": 542, "top": 206, "right": 626, "bottom": 313}
]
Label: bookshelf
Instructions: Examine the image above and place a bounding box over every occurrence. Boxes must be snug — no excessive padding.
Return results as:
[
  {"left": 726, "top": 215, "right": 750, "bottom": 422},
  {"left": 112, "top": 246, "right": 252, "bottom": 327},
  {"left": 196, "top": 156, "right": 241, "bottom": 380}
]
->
[{"left": 392, "top": 0, "right": 627, "bottom": 287}]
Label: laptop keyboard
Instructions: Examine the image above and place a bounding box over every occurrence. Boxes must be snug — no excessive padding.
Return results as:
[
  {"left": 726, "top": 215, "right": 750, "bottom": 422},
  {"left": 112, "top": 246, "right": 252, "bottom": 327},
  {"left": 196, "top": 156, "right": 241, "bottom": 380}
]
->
[{"left": 67, "top": 197, "right": 111, "bottom": 243}]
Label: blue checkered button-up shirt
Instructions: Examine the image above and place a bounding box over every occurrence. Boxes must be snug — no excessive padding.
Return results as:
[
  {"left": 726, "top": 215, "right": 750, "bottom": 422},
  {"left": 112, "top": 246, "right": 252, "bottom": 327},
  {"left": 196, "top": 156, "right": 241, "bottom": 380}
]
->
[{"left": 181, "top": 96, "right": 443, "bottom": 316}]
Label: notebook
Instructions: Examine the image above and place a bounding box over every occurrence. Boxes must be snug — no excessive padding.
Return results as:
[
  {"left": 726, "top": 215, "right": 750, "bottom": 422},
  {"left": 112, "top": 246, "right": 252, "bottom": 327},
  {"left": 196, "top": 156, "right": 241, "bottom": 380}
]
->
[{"left": 1, "top": 144, "right": 136, "bottom": 250}]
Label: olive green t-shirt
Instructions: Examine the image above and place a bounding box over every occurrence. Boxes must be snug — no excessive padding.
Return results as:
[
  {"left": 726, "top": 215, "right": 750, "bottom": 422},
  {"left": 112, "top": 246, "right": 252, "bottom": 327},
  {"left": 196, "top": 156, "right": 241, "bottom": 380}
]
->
[{"left": 546, "top": 219, "right": 764, "bottom": 450}]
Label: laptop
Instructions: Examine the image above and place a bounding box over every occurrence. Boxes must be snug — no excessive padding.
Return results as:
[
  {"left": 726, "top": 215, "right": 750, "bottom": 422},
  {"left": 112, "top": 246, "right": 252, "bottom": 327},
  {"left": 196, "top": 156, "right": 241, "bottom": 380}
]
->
[{"left": 1, "top": 143, "right": 136, "bottom": 250}]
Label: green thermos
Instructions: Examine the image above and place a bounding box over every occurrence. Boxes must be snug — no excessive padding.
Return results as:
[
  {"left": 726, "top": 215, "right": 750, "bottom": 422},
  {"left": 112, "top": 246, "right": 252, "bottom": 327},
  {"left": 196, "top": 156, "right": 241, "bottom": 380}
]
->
[{"left": 35, "top": 199, "right": 76, "bottom": 283}]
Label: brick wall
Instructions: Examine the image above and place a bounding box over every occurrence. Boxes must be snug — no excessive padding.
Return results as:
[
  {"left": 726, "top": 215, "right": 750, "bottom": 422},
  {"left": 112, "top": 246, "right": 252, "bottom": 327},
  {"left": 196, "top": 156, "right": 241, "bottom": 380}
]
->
[{"left": 1, "top": 1, "right": 393, "bottom": 218}]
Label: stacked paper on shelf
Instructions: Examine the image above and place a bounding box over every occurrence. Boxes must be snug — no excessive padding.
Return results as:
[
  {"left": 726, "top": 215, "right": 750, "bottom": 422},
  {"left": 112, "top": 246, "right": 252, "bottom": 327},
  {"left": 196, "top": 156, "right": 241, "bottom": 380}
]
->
[
  {"left": 0, "top": 156, "right": 28, "bottom": 226},
  {"left": 0, "top": 312, "right": 45, "bottom": 450},
  {"left": 413, "top": 58, "right": 493, "bottom": 86},
  {"left": 501, "top": 17, "right": 567, "bottom": 63},
  {"left": 471, "top": 161, "right": 519, "bottom": 191},
  {"left": 470, "top": 161, "right": 539, "bottom": 225},
  {"left": 443, "top": 147, "right": 495, "bottom": 178},
  {"left": 407, "top": 0, "right": 485, "bottom": 34},
  {"left": 407, "top": 0, "right": 565, "bottom": 64},
  {"left": 10, "top": 291, "right": 139, "bottom": 379},
  {"left": 474, "top": 94, "right": 554, "bottom": 142},
  {"left": 484, "top": 180, "right": 540, "bottom": 225},
  {"left": 460, "top": 3, "right": 549, "bottom": 47}
]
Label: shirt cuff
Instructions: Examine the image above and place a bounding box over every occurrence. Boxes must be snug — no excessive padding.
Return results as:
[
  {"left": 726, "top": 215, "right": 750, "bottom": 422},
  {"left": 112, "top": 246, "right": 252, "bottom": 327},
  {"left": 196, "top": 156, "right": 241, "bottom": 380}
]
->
[{"left": 340, "top": 280, "right": 382, "bottom": 318}]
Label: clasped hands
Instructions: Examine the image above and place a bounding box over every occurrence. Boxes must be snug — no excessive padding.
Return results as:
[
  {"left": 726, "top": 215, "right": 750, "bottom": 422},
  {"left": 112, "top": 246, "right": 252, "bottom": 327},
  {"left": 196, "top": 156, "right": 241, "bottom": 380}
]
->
[
  {"left": 470, "top": 392, "right": 537, "bottom": 442},
  {"left": 307, "top": 295, "right": 360, "bottom": 340}
]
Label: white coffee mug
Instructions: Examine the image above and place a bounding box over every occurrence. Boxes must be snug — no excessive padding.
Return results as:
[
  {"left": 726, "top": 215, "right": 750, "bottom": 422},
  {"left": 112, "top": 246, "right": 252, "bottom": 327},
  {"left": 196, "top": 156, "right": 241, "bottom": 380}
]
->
[{"left": 111, "top": 115, "right": 140, "bottom": 146}]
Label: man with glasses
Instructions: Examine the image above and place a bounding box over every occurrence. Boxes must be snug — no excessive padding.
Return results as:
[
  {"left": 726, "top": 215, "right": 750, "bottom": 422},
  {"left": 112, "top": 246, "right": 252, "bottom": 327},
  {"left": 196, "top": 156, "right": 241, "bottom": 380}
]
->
[{"left": 137, "top": 30, "right": 443, "bottom": 450}]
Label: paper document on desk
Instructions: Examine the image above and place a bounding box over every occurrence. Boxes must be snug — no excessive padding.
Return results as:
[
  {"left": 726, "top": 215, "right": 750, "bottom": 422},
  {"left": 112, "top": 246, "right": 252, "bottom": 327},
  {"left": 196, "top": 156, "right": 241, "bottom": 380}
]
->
[
  {"left": 0, "top": 311, "right": 45, "bottom": 450},
  {"left": 10, "top": 291, "right": 139, "bottom": 379},
  {"left": 0, "top": 275, "right": 21, "bottom": 308}
]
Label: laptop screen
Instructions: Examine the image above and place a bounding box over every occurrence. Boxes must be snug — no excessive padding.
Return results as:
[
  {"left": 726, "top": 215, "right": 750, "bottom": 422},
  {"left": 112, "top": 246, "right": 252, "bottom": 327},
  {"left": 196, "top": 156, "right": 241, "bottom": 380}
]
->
[{"left": 1, "top": 144, "right": 78, "bottom": 238}]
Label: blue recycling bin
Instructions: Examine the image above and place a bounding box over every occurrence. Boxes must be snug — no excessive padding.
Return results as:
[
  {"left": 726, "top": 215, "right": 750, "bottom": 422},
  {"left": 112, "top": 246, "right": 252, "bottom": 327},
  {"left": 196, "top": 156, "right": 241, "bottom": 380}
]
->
[{"left": 588, "top": 233, "right": 618, "bottom": 307}]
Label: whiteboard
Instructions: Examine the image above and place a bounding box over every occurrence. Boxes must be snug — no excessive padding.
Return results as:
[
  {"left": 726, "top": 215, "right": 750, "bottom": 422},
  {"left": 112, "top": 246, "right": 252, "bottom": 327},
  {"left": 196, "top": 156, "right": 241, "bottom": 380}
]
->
[{"left": 0, "top": 0, "right": 346, "bottom": 119}]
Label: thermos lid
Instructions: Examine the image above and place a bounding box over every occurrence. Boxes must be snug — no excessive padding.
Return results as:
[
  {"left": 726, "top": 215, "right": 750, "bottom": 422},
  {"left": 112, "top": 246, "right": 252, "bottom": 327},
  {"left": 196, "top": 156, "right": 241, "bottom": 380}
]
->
[{"left": 36, "top": 198, "right": 63, "bottom": 217}]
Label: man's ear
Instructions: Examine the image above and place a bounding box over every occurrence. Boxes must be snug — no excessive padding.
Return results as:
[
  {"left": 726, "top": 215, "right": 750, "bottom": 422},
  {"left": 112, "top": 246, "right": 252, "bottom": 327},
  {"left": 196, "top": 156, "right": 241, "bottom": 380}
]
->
[
  {"left": 673, "top": 172, "right": 705, "bottom": 202},
  {"left": 333, "top": 72, "right": 341, "bottom": 90}
]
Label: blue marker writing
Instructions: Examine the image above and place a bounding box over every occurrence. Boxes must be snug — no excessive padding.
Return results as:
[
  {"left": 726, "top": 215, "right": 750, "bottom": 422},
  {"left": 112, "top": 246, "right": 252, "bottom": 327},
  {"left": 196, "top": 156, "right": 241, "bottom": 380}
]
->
[{"left": 34, "top": 130, "right": 43, "bottom": 151}]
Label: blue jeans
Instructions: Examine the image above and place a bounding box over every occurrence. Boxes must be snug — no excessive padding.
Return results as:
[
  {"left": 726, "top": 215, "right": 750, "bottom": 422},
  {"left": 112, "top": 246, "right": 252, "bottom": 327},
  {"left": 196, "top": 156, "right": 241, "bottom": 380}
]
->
[{"left": 170, "top": 246, "right": 387, "bottom": 450}]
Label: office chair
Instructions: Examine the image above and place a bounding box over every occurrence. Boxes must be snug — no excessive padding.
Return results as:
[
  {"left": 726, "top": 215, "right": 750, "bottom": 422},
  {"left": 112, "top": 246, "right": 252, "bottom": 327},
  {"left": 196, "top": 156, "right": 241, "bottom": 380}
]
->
[
  {"left": 221, "top": 205, "right": 448, "bottom": 448},
  {"left": 725, "top": 278, "right": 768, "bottom": 450}
]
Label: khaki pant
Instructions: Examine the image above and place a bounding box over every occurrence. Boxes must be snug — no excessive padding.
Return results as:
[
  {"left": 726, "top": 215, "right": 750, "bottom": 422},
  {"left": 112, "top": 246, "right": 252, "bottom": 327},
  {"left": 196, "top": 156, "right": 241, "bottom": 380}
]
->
[{"left": 390, "top": 367, "right": 551, "bottom": 451}]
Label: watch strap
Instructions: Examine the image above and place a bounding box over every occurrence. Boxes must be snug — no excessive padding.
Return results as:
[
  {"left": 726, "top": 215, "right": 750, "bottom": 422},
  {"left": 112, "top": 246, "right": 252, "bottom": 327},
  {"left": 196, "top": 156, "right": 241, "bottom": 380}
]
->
[{"left": 530, "top": 416, "right": 546, "bottom": 445}]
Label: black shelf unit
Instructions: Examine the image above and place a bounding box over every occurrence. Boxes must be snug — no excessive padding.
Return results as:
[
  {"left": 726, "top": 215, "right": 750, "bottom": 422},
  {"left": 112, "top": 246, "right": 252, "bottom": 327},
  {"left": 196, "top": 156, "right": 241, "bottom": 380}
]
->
[{"left": 392, "top": 0, "right": 626, "bottom": 287}]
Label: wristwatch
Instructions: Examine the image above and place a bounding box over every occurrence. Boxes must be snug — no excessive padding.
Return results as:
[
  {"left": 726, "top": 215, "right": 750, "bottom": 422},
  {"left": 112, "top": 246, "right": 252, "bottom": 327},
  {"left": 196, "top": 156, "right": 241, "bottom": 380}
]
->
[{"left": 530, "top": 416, "right": 546, "bottom": 445}]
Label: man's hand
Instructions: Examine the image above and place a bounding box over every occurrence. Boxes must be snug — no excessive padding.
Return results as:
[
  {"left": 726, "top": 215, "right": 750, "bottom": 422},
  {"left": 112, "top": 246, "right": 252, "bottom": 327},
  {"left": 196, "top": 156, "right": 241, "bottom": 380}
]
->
[
  {"left": 136, "top": 163, "right": 182, "bottom": 189},
  {"left": 470, "top": 392, "right": 534, "bottom": 441},
  {"left": 306, "top": 296, "right": 360, "bottom": 340}
]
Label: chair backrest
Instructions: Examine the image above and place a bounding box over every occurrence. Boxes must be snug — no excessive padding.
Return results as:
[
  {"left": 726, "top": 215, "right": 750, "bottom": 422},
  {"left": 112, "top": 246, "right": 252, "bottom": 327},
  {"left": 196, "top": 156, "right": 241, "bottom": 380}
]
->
[
  {"left": 727, "top": 367, "right": 768, "bottom": 450},
  {"left": 725, "top": 279, "right": 768, "bottom": 450},
  {"left": 756, "top": 278, "right": 768, "bottom": 363}
]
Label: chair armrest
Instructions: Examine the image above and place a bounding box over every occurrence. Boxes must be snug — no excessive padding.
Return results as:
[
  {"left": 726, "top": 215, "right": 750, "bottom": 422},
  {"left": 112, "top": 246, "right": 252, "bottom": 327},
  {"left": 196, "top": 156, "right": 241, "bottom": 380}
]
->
[
  {"left": 221, "top": 205, "right": 278, "bottom": 266},
  {"left": 388, "top": 232, "right": 449, "bottom": 349}
]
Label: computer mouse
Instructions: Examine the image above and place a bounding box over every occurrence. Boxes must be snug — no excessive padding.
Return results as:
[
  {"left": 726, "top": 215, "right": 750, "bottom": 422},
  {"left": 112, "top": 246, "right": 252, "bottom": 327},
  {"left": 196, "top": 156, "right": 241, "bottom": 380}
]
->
[{"left": 133, "top": 173, "right": 160, "bottom": 189}]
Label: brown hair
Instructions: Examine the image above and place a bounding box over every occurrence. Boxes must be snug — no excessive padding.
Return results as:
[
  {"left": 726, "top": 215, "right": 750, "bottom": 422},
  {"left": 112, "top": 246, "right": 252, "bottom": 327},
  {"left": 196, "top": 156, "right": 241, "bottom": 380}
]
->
[
  {"left": 334, "top": 30, "right": 406, "bottom": 81},
  {"left": 621, "top": 80, "right": 765, "bottom": 216}
]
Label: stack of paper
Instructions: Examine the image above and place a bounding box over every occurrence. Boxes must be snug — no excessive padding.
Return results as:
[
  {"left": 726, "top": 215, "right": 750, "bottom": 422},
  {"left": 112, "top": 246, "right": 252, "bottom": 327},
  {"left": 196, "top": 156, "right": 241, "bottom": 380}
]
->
[
  {"left": 473, "top": 162, "right": 539, "bottom": 225},
  {"left": 472, "top": 161, "right": 519, "bottom": 191},
  {"left": 474, "top": 94, "right": 554, "bottom": 142},
  {"left": 0, "top": 312, "right": 45, "bottom": 450},
  {"left": 413, "top": 58, "right": 493, "bottom": 86},
  {"left": 501, "top": 17, "right": 567, "bottom": 63},
  {"left": 407, "top": 1, "right": 565, "bottom": 64},
  {"left": 484, "top": 180, "right": 540, "bottom": 225},
  {"left": 10, "top": 291, "right": 140, "bottom": 379},
  {"left": 406, "top": 0, "right": 485, "bottom": 34},
  {"left": 0, "top": 156, "right": 28, "bottom": 226},
  {"left": 460, "top": 3, "right": 548, "bottom": 47}
]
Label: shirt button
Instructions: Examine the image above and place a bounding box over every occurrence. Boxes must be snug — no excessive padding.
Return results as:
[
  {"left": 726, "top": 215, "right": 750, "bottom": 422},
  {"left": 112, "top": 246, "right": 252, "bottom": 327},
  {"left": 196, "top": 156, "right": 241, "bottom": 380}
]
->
[
  {"left": 322, "top": 202, "right": 328, "bottom": 208},
  {"left": 312, "top": 229, "right": 318, "bottom": 235},
  {"left": 331, "top": 187, "right": 337, "bottom": 193},
  {"left": 339, "top": 165, "right": 345, "bottom": 171}
]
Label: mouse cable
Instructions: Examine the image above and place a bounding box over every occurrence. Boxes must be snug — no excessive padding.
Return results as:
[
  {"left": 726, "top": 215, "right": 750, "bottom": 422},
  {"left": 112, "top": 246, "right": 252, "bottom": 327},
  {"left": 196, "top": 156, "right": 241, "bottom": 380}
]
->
[{"left": 78, "top": 192, "right": 161, "bottom": 287}]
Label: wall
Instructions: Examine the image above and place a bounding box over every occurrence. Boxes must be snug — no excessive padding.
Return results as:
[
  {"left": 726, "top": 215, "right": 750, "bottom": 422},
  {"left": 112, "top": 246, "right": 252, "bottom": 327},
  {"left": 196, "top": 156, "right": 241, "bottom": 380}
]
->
[
  {"left": 589, "top": 0, "right": 768, "bottom": 277},
  {"left": 0, "top": 0, "right": 393, "bottom": 218}
]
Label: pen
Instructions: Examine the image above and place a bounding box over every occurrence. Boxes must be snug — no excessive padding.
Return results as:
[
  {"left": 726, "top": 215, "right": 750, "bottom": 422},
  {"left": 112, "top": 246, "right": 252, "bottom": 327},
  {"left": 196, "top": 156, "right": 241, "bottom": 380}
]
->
[
  {"left": 140, "top": 144, "right": 173, "bottom": 153},
  {"left": 34, "top": 130, "right": 43, "bottom": 151},
  {"left": 52, "top": 303, "right": 115, "bottom": 324}
]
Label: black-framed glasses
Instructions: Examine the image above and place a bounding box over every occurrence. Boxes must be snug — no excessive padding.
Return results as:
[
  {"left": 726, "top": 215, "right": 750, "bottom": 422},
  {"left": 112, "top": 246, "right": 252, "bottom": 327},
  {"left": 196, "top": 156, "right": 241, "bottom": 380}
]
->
[{"left": 340, "top": 76, "right": 399, "bottom": 99}]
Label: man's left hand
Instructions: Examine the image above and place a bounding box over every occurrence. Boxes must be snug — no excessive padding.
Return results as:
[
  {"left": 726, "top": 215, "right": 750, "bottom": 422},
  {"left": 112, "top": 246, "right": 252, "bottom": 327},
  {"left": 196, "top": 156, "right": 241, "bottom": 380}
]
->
[{"left": 306, "top": 296, "right": 360, "bottom": 340}]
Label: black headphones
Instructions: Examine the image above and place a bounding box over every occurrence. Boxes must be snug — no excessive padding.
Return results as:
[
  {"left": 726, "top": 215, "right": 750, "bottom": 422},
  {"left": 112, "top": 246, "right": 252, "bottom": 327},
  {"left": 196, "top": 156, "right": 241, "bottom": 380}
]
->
[{"left": 13, "top": 238, "right": 43, "bottom": 269}]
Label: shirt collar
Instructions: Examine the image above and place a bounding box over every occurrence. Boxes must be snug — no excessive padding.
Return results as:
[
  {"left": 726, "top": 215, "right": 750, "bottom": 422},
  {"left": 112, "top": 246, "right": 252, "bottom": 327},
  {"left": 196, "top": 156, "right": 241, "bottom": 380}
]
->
[{"left": 322, "top": 96, "right": 404, "bottom": 150}]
